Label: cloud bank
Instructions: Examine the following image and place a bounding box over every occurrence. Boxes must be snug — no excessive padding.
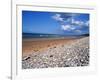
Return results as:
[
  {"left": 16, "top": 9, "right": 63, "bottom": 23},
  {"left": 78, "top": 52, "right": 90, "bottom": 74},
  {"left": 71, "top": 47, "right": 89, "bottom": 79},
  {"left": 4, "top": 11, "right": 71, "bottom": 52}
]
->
[{"left": 52, "top": 13, "right": 89, "bottom": 34}]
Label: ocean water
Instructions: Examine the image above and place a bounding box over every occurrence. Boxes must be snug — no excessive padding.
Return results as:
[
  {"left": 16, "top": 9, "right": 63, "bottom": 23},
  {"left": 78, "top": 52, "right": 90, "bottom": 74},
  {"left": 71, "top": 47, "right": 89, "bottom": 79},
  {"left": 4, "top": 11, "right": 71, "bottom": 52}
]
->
[{"left": 22, "top": 33, "right": 89, "bottom": 39}]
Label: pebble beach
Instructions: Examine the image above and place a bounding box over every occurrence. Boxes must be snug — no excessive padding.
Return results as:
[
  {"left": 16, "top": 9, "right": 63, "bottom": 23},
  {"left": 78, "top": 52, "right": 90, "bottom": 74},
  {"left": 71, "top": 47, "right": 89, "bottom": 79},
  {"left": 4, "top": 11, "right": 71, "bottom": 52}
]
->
[{"left": 22, "top": 37, "right": 89, "bottom": 69}]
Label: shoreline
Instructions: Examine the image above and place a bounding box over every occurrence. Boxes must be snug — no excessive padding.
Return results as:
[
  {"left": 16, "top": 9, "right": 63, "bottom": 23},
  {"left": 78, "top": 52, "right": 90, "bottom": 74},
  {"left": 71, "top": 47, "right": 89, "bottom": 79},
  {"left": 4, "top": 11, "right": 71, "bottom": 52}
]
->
[
  {"left": 22, "top": 36, "right": 84, "bottom": 41},
  {"left": 22, "top": 37, "right": 80, "bottom": 57}
]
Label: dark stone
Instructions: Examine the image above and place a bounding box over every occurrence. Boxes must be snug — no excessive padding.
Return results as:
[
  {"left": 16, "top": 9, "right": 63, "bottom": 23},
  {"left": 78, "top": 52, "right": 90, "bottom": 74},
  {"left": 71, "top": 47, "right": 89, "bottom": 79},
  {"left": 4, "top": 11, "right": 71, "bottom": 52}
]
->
[
  {"left": 50, "top": 55, "right": 53, "bottom": 57},
  {"left": 64, "top": 65, "right": 69, "bottom": 67},
  {"left": 24, "top": 56, "right": 31, "bottom": 61},
  {"left": 34, "top": 55, "right": 37, "bottom": 57}
]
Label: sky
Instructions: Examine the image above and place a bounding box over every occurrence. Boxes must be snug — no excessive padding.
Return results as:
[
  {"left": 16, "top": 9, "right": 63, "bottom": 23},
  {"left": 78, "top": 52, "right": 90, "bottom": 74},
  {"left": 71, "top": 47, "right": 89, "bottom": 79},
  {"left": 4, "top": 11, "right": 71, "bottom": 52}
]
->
[{"left": 22, "top": 11, "right": 89, "bottom": 35}]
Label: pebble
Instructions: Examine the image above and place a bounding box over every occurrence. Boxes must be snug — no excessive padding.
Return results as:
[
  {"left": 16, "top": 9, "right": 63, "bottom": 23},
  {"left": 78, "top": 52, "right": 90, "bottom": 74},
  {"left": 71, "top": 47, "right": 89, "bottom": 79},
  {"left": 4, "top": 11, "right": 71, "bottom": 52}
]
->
[{"left": 22, "top": 37, "right": 89, "bottom": 69}]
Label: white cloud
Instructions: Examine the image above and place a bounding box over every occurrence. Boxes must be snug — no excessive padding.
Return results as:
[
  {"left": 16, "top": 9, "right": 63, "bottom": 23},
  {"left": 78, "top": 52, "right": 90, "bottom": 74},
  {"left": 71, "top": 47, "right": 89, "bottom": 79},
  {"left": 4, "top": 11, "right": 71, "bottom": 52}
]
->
[
  {"left": 52, "top": 14, "right": 63, "bottom": 22},
  {"left": 61, "top": 25, "right": 75, "bottom": 31},
  {"left": 75, "top": 30, "right": 82, "bottom": 33},
  {"left": 72, "top": 19, "right": 84, "bottom": 26},
  {"left": 72, "top": 19, "right": 89, "bottom": 27},
  {"left": 52, "top": 14, "right": 89, "bottom": 27},
  {"left": 52, "top": 14, "right": 89, "bottom": 33},
  {"left": 85, "top": 21, "right": 89, "bottom": 26}
]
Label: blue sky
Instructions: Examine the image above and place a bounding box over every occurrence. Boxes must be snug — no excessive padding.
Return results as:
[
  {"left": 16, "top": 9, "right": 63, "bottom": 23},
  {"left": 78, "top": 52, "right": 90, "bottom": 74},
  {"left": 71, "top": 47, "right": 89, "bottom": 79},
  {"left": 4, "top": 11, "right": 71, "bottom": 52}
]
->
[{"left": 22, "top": 11, "right": 89, "bottom": 35}]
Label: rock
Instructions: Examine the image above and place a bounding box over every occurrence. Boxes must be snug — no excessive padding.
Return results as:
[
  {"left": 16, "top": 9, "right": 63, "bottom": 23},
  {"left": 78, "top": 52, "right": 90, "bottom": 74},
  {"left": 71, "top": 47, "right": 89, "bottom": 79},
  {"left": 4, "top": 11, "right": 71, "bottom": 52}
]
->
[{"left": 22, "top": 37, "right": 89, "bottom": 69}]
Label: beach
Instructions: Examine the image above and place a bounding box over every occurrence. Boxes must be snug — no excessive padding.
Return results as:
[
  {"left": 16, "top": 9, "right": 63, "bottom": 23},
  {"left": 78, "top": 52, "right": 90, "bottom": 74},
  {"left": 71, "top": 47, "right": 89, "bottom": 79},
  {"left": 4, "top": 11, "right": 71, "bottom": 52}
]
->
[
  {"left": 22, "top": 37, "right": 89, "bottom": 69},
  {"left": 22, "top": 37, "right": 78, "bottom": 57}
]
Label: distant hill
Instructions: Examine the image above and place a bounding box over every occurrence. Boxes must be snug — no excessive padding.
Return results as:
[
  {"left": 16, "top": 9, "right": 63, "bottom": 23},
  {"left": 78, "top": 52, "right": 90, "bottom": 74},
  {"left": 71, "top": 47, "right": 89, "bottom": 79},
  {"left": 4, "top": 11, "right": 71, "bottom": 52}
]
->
[{"left": 81, "top": 34, "right": 89, "bottom": 36}]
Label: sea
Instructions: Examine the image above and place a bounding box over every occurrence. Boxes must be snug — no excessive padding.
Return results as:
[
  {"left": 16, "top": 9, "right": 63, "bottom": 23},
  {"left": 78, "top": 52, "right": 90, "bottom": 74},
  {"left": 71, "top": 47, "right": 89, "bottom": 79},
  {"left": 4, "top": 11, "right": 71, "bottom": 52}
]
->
[{"left": 22, "top": 33, "right": 89, "bottom": 39}]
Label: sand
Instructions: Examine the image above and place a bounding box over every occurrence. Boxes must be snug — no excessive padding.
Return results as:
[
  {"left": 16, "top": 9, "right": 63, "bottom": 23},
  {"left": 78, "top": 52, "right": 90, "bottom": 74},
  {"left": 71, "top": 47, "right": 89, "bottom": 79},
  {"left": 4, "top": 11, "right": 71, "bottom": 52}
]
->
[
  {"left": 22, "top": 37, "right": 89, "bottom": 69},
  {"left": 22, "top": 38, "right": 77, "bottom": 57}
]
